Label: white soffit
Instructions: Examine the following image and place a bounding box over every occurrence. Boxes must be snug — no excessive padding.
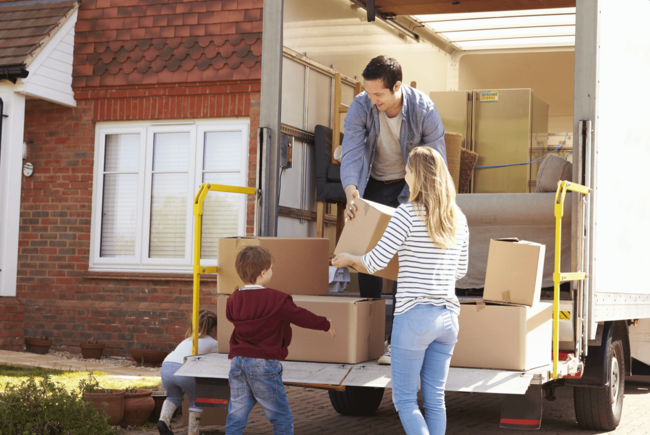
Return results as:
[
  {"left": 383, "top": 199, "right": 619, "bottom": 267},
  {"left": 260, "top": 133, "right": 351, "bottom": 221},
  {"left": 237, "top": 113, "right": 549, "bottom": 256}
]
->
[{"left": 415, "top": 8, "right": 575, "bottom": 51}]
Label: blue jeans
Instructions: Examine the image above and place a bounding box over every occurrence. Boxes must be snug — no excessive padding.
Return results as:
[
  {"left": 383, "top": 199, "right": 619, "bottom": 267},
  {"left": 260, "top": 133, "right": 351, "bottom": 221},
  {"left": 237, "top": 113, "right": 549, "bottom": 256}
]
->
[
  {"left": 226, "top": 356, "right": 293, "bottom": 435},
  {"left": 391, "top": 304, "right": 459, "bottom": 435},
  {"left": 160, "top": 362, "right": 202, "bottom": 412}
]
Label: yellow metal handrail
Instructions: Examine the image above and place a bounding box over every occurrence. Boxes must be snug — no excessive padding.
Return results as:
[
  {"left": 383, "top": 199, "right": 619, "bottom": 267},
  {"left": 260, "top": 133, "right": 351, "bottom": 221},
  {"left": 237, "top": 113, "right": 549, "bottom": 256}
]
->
[
  {"left": 552, "top": 180, "right": 590, "bottom": 379},
  {"left": 192, "top": 183, "right": 257, "bottom": 356}
]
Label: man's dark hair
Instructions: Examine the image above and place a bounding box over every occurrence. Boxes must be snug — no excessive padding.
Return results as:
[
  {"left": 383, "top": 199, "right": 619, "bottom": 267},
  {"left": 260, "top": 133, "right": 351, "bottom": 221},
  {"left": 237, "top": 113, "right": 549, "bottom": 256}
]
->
[{"left": 362, "top": 56, "right": 402, "bottom": 92}]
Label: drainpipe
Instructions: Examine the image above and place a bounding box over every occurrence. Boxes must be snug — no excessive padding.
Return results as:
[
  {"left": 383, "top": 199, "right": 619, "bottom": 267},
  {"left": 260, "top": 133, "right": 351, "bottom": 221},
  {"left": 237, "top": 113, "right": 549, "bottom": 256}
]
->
[{"left": 0, "top": 67, "right": 29, "bottom": 85}]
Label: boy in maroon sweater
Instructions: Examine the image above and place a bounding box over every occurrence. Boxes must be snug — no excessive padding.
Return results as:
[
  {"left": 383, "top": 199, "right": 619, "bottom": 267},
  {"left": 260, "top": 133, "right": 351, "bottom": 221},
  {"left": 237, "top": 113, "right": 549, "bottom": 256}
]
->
[{"left": 225, "top": 245, "right": 336, "bottom": 435}]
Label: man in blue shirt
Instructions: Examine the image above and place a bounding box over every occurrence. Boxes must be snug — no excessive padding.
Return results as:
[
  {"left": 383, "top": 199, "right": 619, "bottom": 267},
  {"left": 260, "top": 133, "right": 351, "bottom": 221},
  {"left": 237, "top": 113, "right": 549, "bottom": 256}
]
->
[{"left": 340, "top": 56, "right": 448, "bottom": 364}]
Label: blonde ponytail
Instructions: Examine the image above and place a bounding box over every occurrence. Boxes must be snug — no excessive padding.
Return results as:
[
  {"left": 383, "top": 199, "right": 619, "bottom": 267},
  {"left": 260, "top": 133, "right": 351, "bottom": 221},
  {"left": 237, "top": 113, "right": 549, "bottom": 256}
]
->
[{"left": 407, "top": 147, "right": 458, "bottom": 249}]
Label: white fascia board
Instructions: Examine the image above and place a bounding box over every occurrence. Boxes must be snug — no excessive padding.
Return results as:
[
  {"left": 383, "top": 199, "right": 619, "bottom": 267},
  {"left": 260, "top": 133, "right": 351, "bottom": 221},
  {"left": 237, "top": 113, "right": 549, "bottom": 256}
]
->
[{"left": 21, "top": 9, "right": 77, "bottom": 108}]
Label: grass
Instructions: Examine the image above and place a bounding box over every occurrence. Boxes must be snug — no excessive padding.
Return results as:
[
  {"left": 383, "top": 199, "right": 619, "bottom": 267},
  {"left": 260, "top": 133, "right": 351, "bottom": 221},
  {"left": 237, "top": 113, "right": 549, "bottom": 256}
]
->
[{"left": 0, "top": 364, "right": 161, "bottom": 393}]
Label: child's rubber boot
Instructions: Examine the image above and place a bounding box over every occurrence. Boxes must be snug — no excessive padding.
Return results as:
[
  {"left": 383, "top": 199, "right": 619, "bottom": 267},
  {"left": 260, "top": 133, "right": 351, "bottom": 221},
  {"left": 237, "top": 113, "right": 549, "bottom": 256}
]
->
[
  {"left": 188, "top": 411, "right": 201, "bottom": 435},
  {"left": 157, "top": 399, "right": 177, "bottom": 435}
]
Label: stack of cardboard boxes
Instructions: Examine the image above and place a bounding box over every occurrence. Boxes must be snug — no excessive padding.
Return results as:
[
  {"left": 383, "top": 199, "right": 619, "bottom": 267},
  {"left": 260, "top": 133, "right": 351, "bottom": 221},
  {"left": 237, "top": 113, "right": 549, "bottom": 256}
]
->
[
  {"left": 331, "top": 198, "right": 554, "bottom": 371},
  {"left": 452, "top": 239, "right": 553, "bottom": 371},
  {"left": 216, "top": 237, "right": 386, "bottom": 364}
]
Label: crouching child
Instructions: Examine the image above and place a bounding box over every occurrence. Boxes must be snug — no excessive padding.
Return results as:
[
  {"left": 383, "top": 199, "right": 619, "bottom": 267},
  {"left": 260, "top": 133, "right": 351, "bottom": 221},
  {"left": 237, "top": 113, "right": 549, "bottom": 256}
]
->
[{"left": 225, "top": 246, "right": 336, "bottom": 435}]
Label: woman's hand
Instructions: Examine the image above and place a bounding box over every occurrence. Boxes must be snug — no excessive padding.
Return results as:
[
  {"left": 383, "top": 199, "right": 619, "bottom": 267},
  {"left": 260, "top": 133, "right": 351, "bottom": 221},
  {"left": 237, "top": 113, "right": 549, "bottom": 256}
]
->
[{"left": 332, "top": 253, "right": 355, "bottom": 268}]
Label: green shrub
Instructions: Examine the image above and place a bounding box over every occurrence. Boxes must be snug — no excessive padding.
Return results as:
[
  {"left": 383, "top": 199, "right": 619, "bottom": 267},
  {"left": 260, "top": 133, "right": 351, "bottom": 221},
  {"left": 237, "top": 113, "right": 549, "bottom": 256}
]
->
[{"left": 0, "top": 375, "right": 122, "bottom": 435}]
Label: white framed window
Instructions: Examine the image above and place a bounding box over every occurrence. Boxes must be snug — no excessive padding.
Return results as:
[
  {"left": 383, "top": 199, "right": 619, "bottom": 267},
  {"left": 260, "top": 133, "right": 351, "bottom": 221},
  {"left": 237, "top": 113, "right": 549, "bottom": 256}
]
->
[{"left": 90, "top": 119, "right": 250, "bottom": 273}]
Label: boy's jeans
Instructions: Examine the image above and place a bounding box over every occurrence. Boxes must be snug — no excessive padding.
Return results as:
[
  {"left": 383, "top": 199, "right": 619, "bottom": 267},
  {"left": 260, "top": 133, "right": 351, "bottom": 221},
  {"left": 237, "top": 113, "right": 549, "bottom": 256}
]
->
[
  {"left": 226, "top": 356, "right": 293, "bottom": 435},
  {"left": 391, "top": 304, "right": 459, "bottom": 435}
]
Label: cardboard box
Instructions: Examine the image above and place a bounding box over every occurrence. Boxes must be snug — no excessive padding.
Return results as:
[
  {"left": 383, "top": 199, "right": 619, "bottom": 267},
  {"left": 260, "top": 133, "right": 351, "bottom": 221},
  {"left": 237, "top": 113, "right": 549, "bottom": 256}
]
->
[
  {"left": 483, "top": 239, "right": 545, "bottom": 307},
  {"left": 217, "top": 295, "right": 386, "bottom": 364},
  {"left": 451, "top": 302, "right": 553, "bottom": 371},
  {"left": 334, "top": 198, "right": 399, "bottom": 281},
  {"left": 182, "top": 394, "right": 227, "bottom": 426},
  {"left": 217, "top": 237, "right": 329, "bottom": 295}
]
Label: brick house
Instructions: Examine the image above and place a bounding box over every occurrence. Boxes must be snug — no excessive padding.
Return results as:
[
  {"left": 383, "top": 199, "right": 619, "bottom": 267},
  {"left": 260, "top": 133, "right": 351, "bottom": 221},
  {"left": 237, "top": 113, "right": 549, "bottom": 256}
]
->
[{"left": 0, "top": 0, "right": 262, "bottom": 356}]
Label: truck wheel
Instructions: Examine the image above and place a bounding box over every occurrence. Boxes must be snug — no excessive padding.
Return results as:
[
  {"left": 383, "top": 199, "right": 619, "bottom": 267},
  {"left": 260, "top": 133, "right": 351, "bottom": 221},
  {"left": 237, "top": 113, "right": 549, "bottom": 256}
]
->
[
  {"left": 328, "top": 386, "right": 384, "bottom": 416},
  {"left": 574, "top": 338, "right": 625, "bottom": 430}
]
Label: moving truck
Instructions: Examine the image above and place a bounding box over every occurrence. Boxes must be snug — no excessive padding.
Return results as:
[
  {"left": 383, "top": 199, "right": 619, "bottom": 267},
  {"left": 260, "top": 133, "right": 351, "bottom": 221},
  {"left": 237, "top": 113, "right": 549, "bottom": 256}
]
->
[{"left": 176, "top": 0, "right": 650, "bottom": 430}]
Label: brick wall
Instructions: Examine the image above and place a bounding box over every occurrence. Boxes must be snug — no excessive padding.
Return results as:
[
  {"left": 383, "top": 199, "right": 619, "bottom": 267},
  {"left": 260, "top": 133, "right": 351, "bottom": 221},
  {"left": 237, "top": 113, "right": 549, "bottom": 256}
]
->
[
  {"left": 16, "top": 81, "right": 260, "bottom": 356},
  {"left": 0, "top": 298, "right": 25, "bottom": 351}
]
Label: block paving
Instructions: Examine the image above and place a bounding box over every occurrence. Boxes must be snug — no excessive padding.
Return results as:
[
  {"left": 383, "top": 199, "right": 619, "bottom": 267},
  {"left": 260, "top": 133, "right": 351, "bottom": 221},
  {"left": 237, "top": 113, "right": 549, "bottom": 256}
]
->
[{"left": 137, "top": 379, "right": 650, "bottom": 434}]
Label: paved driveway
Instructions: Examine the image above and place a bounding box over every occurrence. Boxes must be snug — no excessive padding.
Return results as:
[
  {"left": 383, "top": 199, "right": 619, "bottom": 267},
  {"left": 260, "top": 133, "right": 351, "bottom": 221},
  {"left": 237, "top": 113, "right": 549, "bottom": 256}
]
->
[{"left": 140, "top": 377, "right": 650, "bottom": 434}]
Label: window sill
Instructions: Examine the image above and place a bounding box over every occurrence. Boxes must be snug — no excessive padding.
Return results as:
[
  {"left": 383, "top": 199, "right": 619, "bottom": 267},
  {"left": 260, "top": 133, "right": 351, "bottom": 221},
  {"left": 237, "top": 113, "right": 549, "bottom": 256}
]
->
[{"left": 82, "top": 271, "right": 217, "bottom": 282}]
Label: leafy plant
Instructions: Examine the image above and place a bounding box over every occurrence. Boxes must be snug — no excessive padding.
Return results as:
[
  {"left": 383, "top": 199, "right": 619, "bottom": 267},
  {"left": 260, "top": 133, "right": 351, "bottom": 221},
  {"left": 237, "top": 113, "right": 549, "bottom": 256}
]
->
[
  {"left": 86, "top": 337, "right": 99, "bottom": 344},
  {"left": 0, "top": 375, "right": 122, "bottom": 435},
  {"left": 78, "top": 372, "right": 101, "bottom": 394}
]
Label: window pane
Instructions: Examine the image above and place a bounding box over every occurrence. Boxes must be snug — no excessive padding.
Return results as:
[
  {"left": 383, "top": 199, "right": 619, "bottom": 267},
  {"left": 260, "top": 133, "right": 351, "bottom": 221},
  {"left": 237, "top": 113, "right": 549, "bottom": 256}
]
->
[
  {"left": 104, "top": 134, "right": 139, "bottom": 172},
  {"left": 149, "top": 173, "right": 188, "bottom": 258},
  {"left": 200, "top": 173, "right": 241, "bottom": 259},
  {"left": 203, "top": 131, "right": 241, "bottom": 171},
  {"left": 100, "top": 174, "right": 138, "bottom": 257},
  {"left": 153, "top": 132, "right": 190, "bottom": 172}
]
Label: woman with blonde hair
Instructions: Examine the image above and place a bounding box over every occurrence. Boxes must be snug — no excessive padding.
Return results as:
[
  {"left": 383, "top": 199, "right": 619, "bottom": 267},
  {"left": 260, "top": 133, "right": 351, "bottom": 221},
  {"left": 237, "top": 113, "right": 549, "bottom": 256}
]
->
[
  {"left": 158, "top": 310, "right": 218, "bottom": 435},
  {"left": 333, "top": 147, "right": 469, "bottom": 434}
]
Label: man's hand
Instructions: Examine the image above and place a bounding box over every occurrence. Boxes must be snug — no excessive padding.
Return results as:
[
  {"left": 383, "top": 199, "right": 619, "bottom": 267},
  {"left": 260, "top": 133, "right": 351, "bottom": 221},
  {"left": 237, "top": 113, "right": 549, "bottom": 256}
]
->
[
  {"left": 328, "top": 321, "right": 337, "bottom": 338},
  {"left": 344, "top": 185, "right": 359, "bottom": 221}
]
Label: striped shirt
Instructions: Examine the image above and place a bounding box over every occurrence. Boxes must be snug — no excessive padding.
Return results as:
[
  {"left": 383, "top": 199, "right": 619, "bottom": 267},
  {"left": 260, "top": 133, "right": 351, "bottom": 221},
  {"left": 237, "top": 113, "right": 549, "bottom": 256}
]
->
[{"left": 361, "top": 202, "right": 469, "bottom": 316}]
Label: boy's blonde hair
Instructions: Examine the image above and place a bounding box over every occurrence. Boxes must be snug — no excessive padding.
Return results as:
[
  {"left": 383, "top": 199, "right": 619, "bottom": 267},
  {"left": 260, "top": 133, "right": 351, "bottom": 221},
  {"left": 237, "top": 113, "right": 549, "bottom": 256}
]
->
[
  {"left": 407, "top": 147, "right": 458, "bottom": 249},
  {"left": 235, "top": 245, "right": 274, "bottom": 285}
]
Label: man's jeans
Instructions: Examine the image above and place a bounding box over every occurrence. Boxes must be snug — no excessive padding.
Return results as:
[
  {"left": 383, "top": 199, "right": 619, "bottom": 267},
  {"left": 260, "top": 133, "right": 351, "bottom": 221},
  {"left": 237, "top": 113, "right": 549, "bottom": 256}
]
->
[
  {"left": 359, "top": 177, "right": 405, "bottom": 343},
  {"left": 226, "top": 356, "right": 293, "bottom": 435},
  {"left": 391, "top": 304, "right": 459, "bottom": 435}
]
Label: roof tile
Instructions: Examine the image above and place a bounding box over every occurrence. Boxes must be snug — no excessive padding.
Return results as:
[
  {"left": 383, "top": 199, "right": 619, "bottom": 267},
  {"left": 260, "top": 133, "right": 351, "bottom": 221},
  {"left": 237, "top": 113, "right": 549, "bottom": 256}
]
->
[
  {"left": 190, "top": 2, "right": 208, "bottom": 13},
  {"left": 222, "top": 0, "right": 237, "bottom": 11},
  {"left": 0, "top": 0, "right": 79, "bottom": 67},
  {"left": 176, "top": 3, "right": 192, "bottom": 14},
  {"left": 206, "top": 1, "right": 223, "bottom": 12},
  {"left": 152, "top": 15, "right": 167, "bottom": 27},
  {"left": 159, "top": 26, "right": 174, "bottom": 38},
  {"left": 124, "top": 17, "right": 138, "bottom": 28},
  {"left": 102, "top": 7, "right": 118, "bottom": 18},
  {"left": 244, "top": 8, "right": 261, "bottom": 20},
  {"left": 116, "top": 7, "right": 131, "bottom": 18},
  {"left": 168, "top": 14, "right": 182, "bottom": 26},
  {"left": 161, "top": 4, "right": 176, "bottom": 15},
  {"left": 190, "top": 25, "right": 205, "bottom": 37},
  {"left": 146, "top": 5, "right": 161, "bottom": 16},
  {"left": 72, "top": 0, "right": 262, "bottom": 86},
  {"left": 183, "top": 13, "right": 199, "bottom": 26},
  {"left": 145, "top": 27, "right": 161, "bottom": 39},
  {"left": 237, "top": 0, "right": 253, "bottom": 9},
  {"left": 139, "top": 16, "right": 154, "bottom": 27}
]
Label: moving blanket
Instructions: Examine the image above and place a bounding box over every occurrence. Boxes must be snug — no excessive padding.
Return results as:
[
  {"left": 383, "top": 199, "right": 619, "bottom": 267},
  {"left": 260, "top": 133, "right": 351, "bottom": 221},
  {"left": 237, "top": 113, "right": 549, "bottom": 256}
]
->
[{"left": 455, "top": 193, "right": 572, "bottom": 289}]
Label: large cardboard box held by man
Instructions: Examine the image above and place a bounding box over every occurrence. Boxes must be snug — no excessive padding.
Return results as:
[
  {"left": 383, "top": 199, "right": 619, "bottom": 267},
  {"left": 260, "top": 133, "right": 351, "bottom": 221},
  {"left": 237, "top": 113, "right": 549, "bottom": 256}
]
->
[
  {"left": 483, "top": 238, "right": 545, "bottom": 307},
  {"left": 217, "top": 295, "right": 385, "bottom": 364},
  {"left": 334, "top": 198, "right": 399, "bottom": 281},
  {"left": 217, "top": 237, "right": 329, "bottom": 295},
  {"left": 451, "top": 302, "right": 553, "bottom": 371}
]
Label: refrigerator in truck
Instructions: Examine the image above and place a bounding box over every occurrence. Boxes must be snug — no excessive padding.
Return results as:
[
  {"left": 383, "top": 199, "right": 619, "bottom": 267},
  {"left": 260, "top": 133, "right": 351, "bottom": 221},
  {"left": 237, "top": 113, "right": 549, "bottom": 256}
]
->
[{"left": 430, "top": 89, "right": 549, "bottom": 193}]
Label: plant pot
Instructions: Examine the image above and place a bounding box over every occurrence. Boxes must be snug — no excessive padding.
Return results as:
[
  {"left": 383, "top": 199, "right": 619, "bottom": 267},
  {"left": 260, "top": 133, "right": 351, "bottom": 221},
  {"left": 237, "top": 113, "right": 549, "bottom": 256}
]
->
[
  {"left": 148, "top": 394, "right": 167, "bottom": 423},
  {"left": 129, "top": 349, "right": 169, "bottom": 367},
  {"left": 83, "top": 389, "right": 125, "bottom": 426},
  {"left": 120, "top": 389, "right": 155, "bottom": 428},
  {"left": 24, "top": 337, "right": 52, "bottom": 355},
  {"left": 80, "top": 342, "right": 105, "bottom": 360}
]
